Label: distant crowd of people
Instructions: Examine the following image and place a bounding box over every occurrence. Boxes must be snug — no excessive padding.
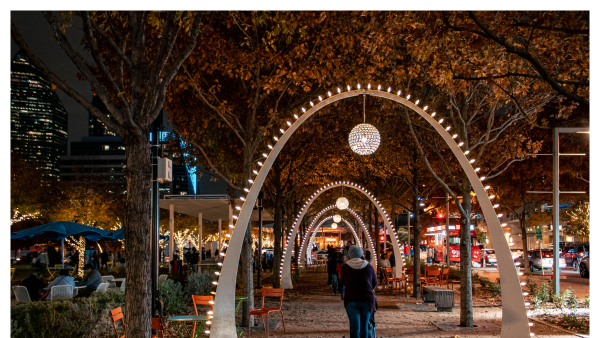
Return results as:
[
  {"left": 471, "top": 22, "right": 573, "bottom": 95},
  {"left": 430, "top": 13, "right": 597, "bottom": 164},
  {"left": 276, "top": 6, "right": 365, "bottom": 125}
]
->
[{"left": 19, "top": 263, "right": 103, "bottom": 301}]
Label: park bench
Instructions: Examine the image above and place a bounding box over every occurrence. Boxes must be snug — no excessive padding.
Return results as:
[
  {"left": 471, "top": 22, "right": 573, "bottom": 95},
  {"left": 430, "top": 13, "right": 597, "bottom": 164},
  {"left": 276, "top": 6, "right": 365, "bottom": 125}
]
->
[{"left": 422, "top": 285, "right": 454, "bottom": 312}]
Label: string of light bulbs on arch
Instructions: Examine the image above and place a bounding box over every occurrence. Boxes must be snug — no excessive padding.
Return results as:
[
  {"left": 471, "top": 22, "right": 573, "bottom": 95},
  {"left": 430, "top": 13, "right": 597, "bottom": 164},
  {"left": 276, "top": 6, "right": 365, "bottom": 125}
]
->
[
  {"left": 215, "top": 83, "right": 531, "bottom": 335},
  {"left": 281, "top": 180, "right": 394, "bottom": 274}
]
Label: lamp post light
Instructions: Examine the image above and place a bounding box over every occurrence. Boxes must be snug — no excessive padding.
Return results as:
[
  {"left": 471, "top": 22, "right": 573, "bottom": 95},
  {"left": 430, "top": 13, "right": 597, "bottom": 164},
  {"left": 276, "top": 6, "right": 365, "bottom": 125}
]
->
[{"left": 526, "top": 127, "right": 588, "bottom": 295}]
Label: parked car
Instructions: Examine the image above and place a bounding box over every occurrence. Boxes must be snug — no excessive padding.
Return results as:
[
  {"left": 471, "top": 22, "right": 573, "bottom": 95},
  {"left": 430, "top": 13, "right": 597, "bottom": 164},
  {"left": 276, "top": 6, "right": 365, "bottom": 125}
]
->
[
  {"left": 528, "top": 249, "right": 566, "bottom": 272},
  {"left": 312, "top": 250, "right": 328, "bottom": 260},
  {"left": 562, "top": 244, "right": 589, "bottom": 270},
  {"left": 578, "top": 256, "right": 589, "bottom": 278},
  {"left": 510, "top": 248, "right": 524, "bottom": 260},
  {"left": 481, "top": 249, "right": 497, "bottom": 266}
]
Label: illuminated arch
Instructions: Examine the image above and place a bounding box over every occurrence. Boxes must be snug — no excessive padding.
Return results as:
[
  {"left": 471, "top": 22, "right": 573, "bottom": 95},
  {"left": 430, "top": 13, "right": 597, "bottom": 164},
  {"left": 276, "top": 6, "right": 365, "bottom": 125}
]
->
[
  {"left": 305, "top": 216, "right": 377, "bottom": 268},
  {"left": 211, "top": 86, "right": 529, "bottom": 338},
  {"left": 280, "top": 181, "right": 402, "bottom": 289}
]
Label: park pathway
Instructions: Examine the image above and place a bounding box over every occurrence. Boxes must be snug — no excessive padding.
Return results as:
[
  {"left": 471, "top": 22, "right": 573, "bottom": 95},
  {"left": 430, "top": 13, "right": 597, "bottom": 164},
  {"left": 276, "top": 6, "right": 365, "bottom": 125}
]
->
[{"left": 240, "top": 270, "right": 579, "bottom": 338}]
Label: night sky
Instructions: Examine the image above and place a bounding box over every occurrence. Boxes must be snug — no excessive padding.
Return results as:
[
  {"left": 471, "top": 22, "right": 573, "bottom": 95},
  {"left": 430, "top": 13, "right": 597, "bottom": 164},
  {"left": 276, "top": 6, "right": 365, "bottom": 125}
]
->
[{"left": 11, "top": 11, "right": 93, "bottom": 153}]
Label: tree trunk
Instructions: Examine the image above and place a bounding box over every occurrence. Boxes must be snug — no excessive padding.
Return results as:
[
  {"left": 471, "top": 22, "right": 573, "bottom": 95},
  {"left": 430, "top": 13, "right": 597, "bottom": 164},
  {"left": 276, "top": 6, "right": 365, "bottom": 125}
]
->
[
  {"left": 412, "top": 154, "right": 421, "bottom": 299},
  {"left": 123, "top": 136, "right": 152, "bottom": 338},
  {"left": 241, "top": 219, "right": 254, "bottom": 327},
  {"left": 459, "top": 179, "right": 473, "bottom": 328},
  {"left": 520, "top": 200, "right": 530, "bottom": 273},
  {"left": 272, "top": 159, "right": 283, "bottom": 288}
]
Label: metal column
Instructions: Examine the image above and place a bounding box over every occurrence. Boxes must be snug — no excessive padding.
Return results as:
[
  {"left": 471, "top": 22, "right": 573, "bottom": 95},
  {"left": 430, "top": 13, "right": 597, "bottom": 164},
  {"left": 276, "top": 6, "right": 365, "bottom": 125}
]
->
[
  {"left": 257, "top": 193, "right": 263, "bottom": 288},
  {"left": 552, "top": 128, "right": 560, "bottom": 294},
  {"left": 198, "top": 213, "right": 202, "bottom": 272},
  {"left": 151, "top": 119, "right": 160, "bottom": 317},
  {"left": 218, "top": 219, "right": 222, "bottom": 252},
  {"left": 446, "top": 192, "right": 450, "bottom": 266},
  {"left": 169, "top": 204, "right": 174, "bottom": 271}
]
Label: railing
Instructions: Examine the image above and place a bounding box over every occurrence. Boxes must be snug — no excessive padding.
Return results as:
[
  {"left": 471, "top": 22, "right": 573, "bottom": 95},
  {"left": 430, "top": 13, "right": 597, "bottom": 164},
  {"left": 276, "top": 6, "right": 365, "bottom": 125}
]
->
[{"left": 163, "top": 194, "right": 229, "bottom": 200}]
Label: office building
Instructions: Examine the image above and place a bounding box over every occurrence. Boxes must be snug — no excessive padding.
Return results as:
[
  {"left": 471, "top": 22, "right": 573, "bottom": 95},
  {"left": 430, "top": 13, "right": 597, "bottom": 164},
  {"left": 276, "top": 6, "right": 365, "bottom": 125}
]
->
[{"left": 11, "top": 50, "right": 68, "bottom": 180}]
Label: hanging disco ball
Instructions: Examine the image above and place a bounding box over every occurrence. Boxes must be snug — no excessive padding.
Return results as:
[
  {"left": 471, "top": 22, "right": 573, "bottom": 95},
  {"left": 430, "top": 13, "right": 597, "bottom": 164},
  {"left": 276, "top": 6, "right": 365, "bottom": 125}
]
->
[
  {"left": 333, "top": 214, "right": 342, "bottom": 223},
  {"left": 348, "top": 123, "right": 381, "bottom": 155},
  {"left": 336, "top": 197, "right": 349, "bottom": 210},
  {"left": 331, "top": 223, "right": 338, "bottom": 229}
]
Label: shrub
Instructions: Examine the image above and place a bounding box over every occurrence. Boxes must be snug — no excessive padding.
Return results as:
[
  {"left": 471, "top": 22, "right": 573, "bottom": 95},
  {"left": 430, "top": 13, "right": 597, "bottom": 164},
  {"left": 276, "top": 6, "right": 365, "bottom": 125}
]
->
[
  {"left": 184, "top": 271, "right": 214, "bottom": 299},
  {"left": 489, "top": 278, "right": 502, "bottom": 297},
  {"left": 584, "top": 296, "right": 590, "bottom": 308},
  {"left": 552, "top": 289, "right": 572, "bottom": 310},
  {"left": 562, "top": 314, "right": 586, "bottom": 329},
  {"left": 159, "top": 279, "right": 187, "bottom": 315},
  {"left": 525, "top": 273, "right": 538, "bottom": 295},
  {"left": 10, "top": 289, "right": 125, "bottom": 338},
  {"left": 478, "top": 277, "right": 490, "bottom": 288}
]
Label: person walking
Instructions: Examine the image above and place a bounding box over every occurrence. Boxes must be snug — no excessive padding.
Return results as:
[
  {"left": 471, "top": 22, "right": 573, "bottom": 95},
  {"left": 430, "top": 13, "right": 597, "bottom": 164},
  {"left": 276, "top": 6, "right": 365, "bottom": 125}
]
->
[
  {"left": 92, "top": 251, "right": 99, "bottom": 269},
  {"left": 340, "top": 245, "right": 378, "bottom": 338},
  {"left": 190, "top": 247, "right": 200, "bottom": 273},
  {"left": 327, "top": 252, "right": 338, "bottom": 293},
  {"left": 403, "top": 242, "right": 409, "bottom": 258},
  {"left": 100, "top": 250, "right": 109, "bottom": 272},
  {"left": 379, "top": 253, "right": 391, "bottom": 281},
  {"left": 427, "top": 246, "right": 432, "bottom": 264},
  {"left": 201, "top": 247, "right": 206, "bottom": 261},
  {"left": 37, "top": 249, "right": 48, "bottom": 276}
]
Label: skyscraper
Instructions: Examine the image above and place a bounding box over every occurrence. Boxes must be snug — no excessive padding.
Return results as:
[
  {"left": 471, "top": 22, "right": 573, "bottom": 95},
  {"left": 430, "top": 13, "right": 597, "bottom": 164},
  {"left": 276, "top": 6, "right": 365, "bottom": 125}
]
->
[
  {"left": 88, "top": 95, "right": 116, "bottom": 137},
  {"left": 11, "top": 50, "right": 68, "bottom": 180}
]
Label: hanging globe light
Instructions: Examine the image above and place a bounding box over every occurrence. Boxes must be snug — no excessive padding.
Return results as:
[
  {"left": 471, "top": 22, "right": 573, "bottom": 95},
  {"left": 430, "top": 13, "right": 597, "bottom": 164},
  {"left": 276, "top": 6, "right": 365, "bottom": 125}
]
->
[
  {"left": 331, "top": 222, "right": 338, "bottom": 229},
  {"left": 349, "top": 124, "right": 380, "bottom": 155},
  {"left": 348, "top": 94, "right": 380, "bottom": 155},
  {"left": 336, "top": 197, "right": 349, "bottom": 210},
  {"left": 333, "top": 214, "right": 342, "bottom": 223}
]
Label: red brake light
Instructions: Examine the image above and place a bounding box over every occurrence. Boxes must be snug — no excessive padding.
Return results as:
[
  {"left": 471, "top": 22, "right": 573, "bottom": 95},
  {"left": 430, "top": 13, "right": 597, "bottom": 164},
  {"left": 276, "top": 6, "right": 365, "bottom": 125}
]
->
[{"left": 579, "top": 252, "right": 584, "bottom": 257}]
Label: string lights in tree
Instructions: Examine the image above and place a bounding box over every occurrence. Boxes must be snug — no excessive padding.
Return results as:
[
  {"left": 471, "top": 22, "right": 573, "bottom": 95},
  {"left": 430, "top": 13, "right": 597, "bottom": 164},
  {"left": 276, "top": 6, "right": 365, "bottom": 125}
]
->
[
  {"left": 65, "top": 236, "right": 86, "bottom": 278},
  {"left": 10, "top": 209, "right": 40, "bottom": 225}
]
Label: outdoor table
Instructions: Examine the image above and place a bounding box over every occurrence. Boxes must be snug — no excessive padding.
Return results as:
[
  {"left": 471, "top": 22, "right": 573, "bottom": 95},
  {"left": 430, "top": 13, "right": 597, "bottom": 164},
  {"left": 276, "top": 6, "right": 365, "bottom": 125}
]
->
[
  {"left": 73, "top": 286, "right": 86, "bottom": 296},
  {"left": 110, "top": 278, "right": 125, "bottom": 288},
  {"left": 167, "top": 315, "right": 211, "bottom": 338}
]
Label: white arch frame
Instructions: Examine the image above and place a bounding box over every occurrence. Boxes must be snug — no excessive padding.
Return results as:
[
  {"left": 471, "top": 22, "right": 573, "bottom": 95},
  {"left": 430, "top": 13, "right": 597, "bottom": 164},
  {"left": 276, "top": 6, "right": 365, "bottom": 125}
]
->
[
  {"left": 292, "top": 206, "right": 376, "bottom": 273},
  {"left": 300, "top": 207, "right": 374, "bottom": 265},
  {"left": 280, "top": 181, "right": 400, "bottom": 289},
  {"left": 211, "top": 87, "right": 529, "bottom": 338},
  {"left": 305, "top": 217, "right": 377, "bottom": 268}
]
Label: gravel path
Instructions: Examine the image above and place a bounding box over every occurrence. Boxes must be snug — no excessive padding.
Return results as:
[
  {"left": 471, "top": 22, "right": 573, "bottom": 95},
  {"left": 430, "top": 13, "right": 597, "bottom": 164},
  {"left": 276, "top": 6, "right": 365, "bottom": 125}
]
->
[{"left": 239, "top": 271, "right": 578, "bottom": 338}]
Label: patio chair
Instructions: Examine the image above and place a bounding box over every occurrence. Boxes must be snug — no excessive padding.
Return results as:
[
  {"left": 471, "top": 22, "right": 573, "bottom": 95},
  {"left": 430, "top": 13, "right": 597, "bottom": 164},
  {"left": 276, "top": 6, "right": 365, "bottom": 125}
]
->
[
  {"left": 50, "top": 285, "right": 73, "bottom": 301},
  {"left": 120, "top": 279, "right": 126, "bottom": 292},
  {"left": 424, "top": 269, "right": 442, "bottom": 286},
  {"left": 158, "top": 274, "right": 168, "bottom": 282},
  {"left": 151, "top": 317, "right": 165, "bottom": 338},
  {"left": 423, "top": 266, "right": 439, "bottom": 285},
  {"left": 102, "top": 275, "right": 116, "bottom": 288},
  {"left": 109, "top": 307, "right": 125, "bottom": 338},
  {"left": 248, "top": 288, "right": 286, "bottom": 337},
  {"left": 192, "top": 295, "right": 214, "bottom": 337},
  {"left": 385, "top": 267, "right": 404, "bottom": 292},
  {"left": 13, "top": 286, "right": 32, "bottom": 304},
  {"left": 47, "top": 267, "right": 56, "bottom": 279},
  {"left": 96, "top": 283, "right": 109, "bottom": 293},
  {"left": 439, "top": 269, "right": 450, "bottom": 288}
]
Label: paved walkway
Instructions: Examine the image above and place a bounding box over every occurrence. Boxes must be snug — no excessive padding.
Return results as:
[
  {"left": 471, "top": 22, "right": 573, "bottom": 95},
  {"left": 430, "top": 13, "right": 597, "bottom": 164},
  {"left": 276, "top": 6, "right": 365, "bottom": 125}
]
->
[{"left": 240, "top": 271, "right": 580, "bottom": 337}]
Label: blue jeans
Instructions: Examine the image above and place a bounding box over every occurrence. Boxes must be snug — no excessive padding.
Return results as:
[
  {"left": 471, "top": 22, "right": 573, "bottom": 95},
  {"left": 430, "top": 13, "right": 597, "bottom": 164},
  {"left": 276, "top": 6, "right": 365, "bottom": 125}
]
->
[
  {"left": 331, "top": 274, "right": 338, "bottom": 295},
  {"left": 345, "top": 301, "right": 371, "bottom": 338}
]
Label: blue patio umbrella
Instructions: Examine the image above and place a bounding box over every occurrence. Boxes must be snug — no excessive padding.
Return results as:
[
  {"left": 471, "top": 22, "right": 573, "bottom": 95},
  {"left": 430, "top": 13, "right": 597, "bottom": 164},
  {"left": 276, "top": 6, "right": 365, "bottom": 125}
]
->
[
  {"left": 101, "top": 228, "right": 169, "bottom": 240},
  {"left": 11, "top": 221, "right": 113, "bottom": 268}
]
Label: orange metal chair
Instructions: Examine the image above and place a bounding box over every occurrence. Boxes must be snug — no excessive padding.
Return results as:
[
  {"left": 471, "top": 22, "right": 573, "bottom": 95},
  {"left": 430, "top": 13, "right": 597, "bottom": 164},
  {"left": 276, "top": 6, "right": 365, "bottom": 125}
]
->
[
  {"left": 385, "top": 267, "right": 403, "bottom": 292},
  {"left": 439, "top": 268, "right": 450, "bottom": 288},
  {"left": 425, "top": 269, "right": 442, "bottom": 286},
  {"left": 151, "top": 317, "right": 165, "bottom": 338},
  {"left": 109, "top": 307, "right": 125, "bottom": 338},
  {"left": 192, "top": 295, "right": 214, "bottom": 337},
  {"left": 248, "top": 288, "right": 286, "bottom": 337}
]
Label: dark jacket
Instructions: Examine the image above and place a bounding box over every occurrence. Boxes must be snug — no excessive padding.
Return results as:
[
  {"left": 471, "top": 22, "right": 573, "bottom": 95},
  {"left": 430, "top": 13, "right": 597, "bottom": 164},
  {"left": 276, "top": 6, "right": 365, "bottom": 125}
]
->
[
  {"left": 190, "top": 252, "right": 200, "bottom": 265},
  {"left": 327, "top": 254, "right": 338, "bottom": 274},
  {"left": 340, "top": 259, "right": 378, "bottom": 314},
  {"left": 82, "top": 268, "right": 102, "bottom": 289},
  {"left": 20, "top": 274, "right": 46, "bottom": 301}
]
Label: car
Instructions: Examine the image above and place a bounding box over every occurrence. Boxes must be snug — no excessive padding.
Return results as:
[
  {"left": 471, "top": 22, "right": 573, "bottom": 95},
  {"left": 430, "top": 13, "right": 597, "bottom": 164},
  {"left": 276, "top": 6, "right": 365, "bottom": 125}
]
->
[
  {"left": 312, "top": 250, "right": 328, "bottom": 260},
  {"left": 528, "top": 249, "right": 566, "bottom": 272},
  {"left": 481, "top": 249, "right": 497, "bottom": 266},
  {"left": 562, "top": 244, "right": 589, "bottom": 270},
  {"left": 579, "top": 256, "right": 589, "bottom": 278},
  {"left": 510, "top": 248, "right": 524, "bottom": 260}
]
